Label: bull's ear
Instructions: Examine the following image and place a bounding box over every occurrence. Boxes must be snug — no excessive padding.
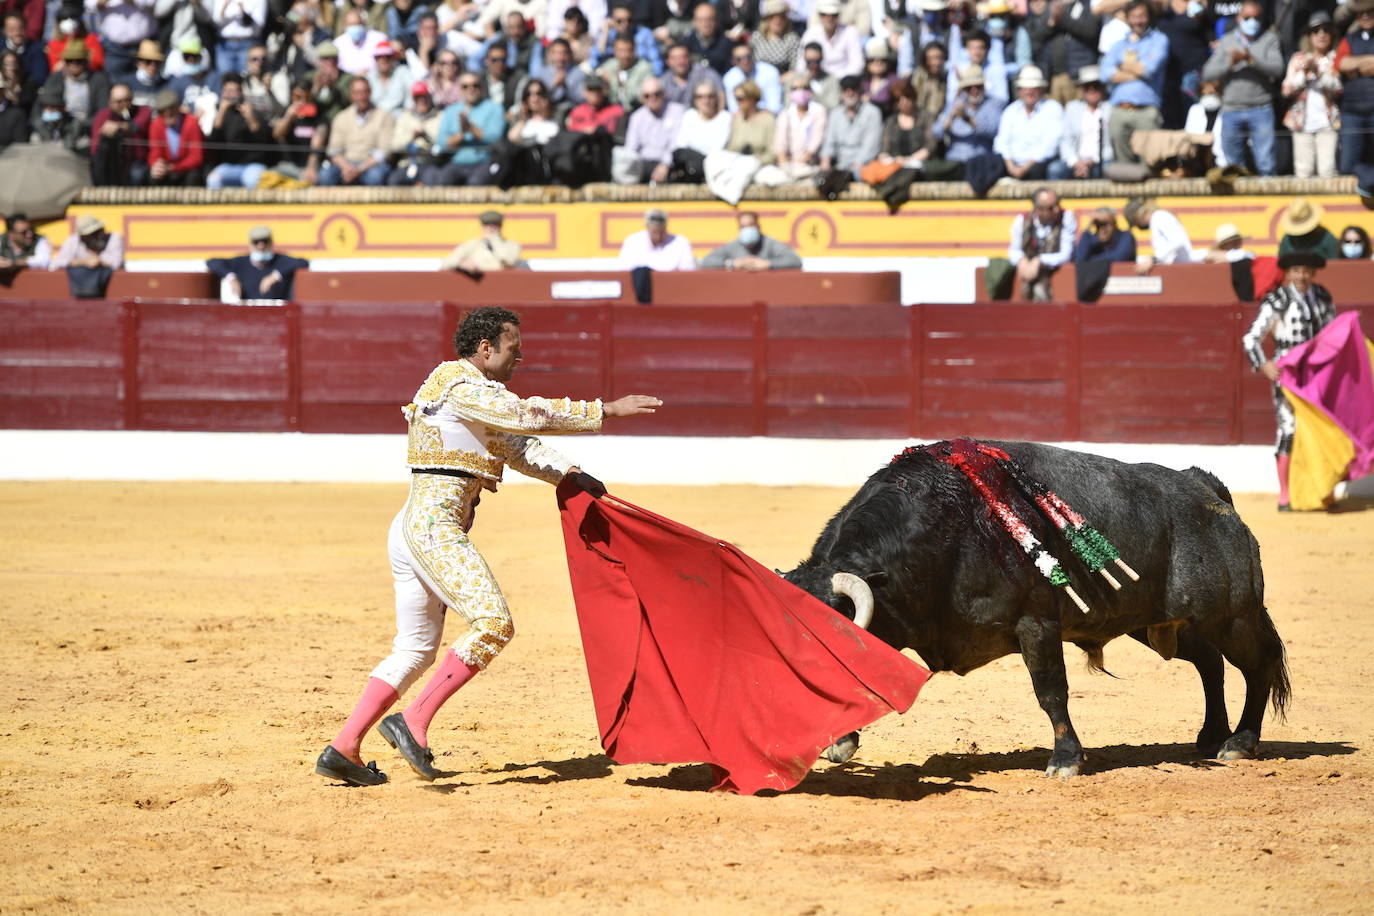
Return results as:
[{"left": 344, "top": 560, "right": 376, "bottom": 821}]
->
[{"left": 865, "top": 571, "right": 889, "bottom": 587}]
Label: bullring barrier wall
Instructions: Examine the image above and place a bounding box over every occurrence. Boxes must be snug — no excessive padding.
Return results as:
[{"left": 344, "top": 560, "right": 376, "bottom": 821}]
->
[{"left": 7, "top": 298, "right": 1373, "bottom": 445}]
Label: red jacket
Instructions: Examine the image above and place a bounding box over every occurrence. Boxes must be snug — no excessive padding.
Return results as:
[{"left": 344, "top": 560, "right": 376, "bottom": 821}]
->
[
  {"left": 148, "top": 112, "right": 205, "bottom": 173},
  {"left": 46, "top": 35, "right": 105, "bottom": 72},
  {"left": 90, "top": 104, "right": 152, "bottom": 162}
]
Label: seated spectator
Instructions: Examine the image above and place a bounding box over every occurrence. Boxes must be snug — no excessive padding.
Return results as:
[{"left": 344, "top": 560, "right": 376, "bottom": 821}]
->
[
  {"left": 366, "top": 40, "right": 412, "bottom": 114},
  {"left": 1201, "top": 0, "right": 1282, "bottom": 176},
  {"left": 820, "top": 74, "right": 882, "bottom": 178},
  {"left": 1340, "top": 226, "right": 1372, "bottom": 260},
  {"left": 166, "top": 35, "right": 213, "bottom": 81},
  {"left": 336, "top": 9, "right": 388, "bottom": 76},
  {"left": 806, "top": 0, "right": 870, "bottom": 44},
  {"left": 49, "top": 214, "right": 123, "bottom": 298},
  {"left": 30, "top": 83, "right": 88, "bottom": 151},
  {"left": 912, "top": 40, "right": 949, "bottom": 122},
  {"left": 242, "top": 45, "right": 282, "bottom": 123},
  {"left": 0, "top": 73, "right": 26, "bottom": 149},
  {"left": 208, "top": 226, "right": 309, "bottom": 302},
  {"left": 45, "top": 15, "right": 104, "bottom": 74},
  {"left": 995, "top": 65, "right": 1063, "bottom": 180},
  {"left": 439, "top": 209, "right": 524, "bottom": 274},
  {"left": 619, "top": 207, "right": 696, "bottom": 271},
  {"left": 673, "top": 80, "right": 730, "bottom": 176},
  {"left": 1282, "top": 13, "right": 1341, "bottom": 179},
  {"left": 662, "top": 40, "right": 722, "bottom": 108},
  {"left": 206, "top": 74, "right": 271, "bottom": 189},
  {"left": 933, "top": 65, "right": 1006, "bottom": 163},
  {"left": 1073, "top": 206, "right": 1137, "bottom": 262},
  {"left": 725, "top": 43, "right": 782, "bottom": 114},
  {"left": 406, "top": 13, "right": 444, "bottom": 80},
  {"left": 1204, "top": 222, "right": 1255, "bottom": 263},
  {"left": 649, "top": 0, "right": 693, "bottom": 49},
  {"left": 0, "top": 212, "right": 52, "bottom": 272},
  {"left": 1182, "top": 79, "right": 1226, "bottom": 167},
  {"left": 1101, "top": 0, "right": 1167, "bottom": 165},
  {"left": 593, "top": 3, "right": 664, "bottom": 75},
  {"left": 726, "top": 80, "right": 775, "bottom": 162},
  {"left": 425, "top": 50, "right": 464, "bottom": 108},
  {"left": 567, "top": 74, "right": 624, "bottom": 134},
  {"left": 1336, "top": 0, "right": 1374, "bottom": 177},
  {"left": 42, "top": 41, "right": 109, "bottom": 130},
  {"left": 148, "top": 89, "right": 205, "bottom": 186},
  {"left": 120, "top": 39, "right": 169, "bottom": 109},
  {"left": 472, "top": 11, "right": 545, "bottom": 77},
  {"left": 4, "top": 10, "right": 46, "bottom": 84},
  {"left": 797, "top": 0, "right": 862, "bottom": 78},
  {"left": 2, "top": 48, "right": 36, "bottom": 120},
  {"left": 1050, "top": 65, "right": 1111, "bottom": 179},
  {"left": 479, "top": 36, "right": 526, "bottom": 115},
  {"left": 617, "top": 77, "right": 685, "bottom": 183},
  {"left": 874, "top": 79, "right": 937, "bottom": 171},
  {"left": 774, "top": 76, "right": 826, "bottom": 179},
  {"left": 492, "top": 78, "right": 560, "bottom": 186},
  {"left": 1277, "top": 198, "right": 1338, "bottom": 260},
  {"left": 798, "top": 41, "right": 841, "bottom": 110},
  {"left": 90, "top": 82, "right": 150, "bottom": 185},
  {"left": 1123, "top": 197, "right": 1195, "bottom": 270},
  {"left": 536, "top": 38, "right": 586, "bottom": 114},
  {"left": 950, "top": 30, "right": 1009, "bottom": 107},
  {"left": 701, "top": 212, "right": 801, "bottom": 270},
  {"left": 1008, "top": 187, "right": 1077, "bottom": 300},
  {"left": 686, "top": 2, "right": 732, "bottom": 75},
  {"left": 167, "top": 37, "right": 222, "bottom": 120},
  {"left": 212, "top": 0, "right": 267, "bottom": 77},
  {"left": 752, "top": 0, "right": 800, "bottom": 76},
  {"left": 859, "top": 37, "right": 899, "bottom": 118},
  {"left": 424, "top": 70, "right": 504, "bottom": 185},
  {"left": 597, "top": 33, "right": 653, "bottom": 110},
  {"left": 558, "top": 6, "right": 594, "bottom": 66},
  {"left": 309, "top": 44, "right": 356, "bottom": 122},
  {"left": 321, "top": 79, "right": 394, "bottom": 186},
  {"left": 387, "top": 80, "right": 442, "bottom": 185},
  {"left": 386, "top": 0, "right": 430, "bottom": 48}
]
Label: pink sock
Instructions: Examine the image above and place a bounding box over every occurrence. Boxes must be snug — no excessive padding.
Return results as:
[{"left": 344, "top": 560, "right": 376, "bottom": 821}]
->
[
  {"left": 331, "top": 677, "right": 399, "bottom": 764},
  {"left": 403, "top": 651, "right": 479, "bottom": 748},
  {"left": 1276, "top": 455, "right": 1291, "bottom": 506}
]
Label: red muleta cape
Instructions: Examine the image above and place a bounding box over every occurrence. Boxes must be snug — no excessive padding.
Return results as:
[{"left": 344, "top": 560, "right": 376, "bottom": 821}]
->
[{"left": 556, "top": 481, "right": 930, "bottom": 794}]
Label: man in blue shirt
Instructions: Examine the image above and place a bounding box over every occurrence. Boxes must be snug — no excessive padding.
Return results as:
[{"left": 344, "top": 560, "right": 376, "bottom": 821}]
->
[
  {"left": 723, "top": 43, "right": 783, "bottom": 113},
  {"left": 1100, "top": 0, "right": 1169, "bottom": 163},
  {"left": 1073, "top": 206, "right": 1138, "bottom": 262},
  {"left": 207, "top": 226, "right": 310, "bottom": 302},
  {"left": 422, "top": 72, "right": 506, "bottom": 186},
  {"left": 993, "top": 65, "right": 1063, "bottom": 180},
  {"left": 932, "top": 66, "right": 1006, "bottom": 162},
  {"left": 592, "top": 3, "right": 664, "bottom": 75}
]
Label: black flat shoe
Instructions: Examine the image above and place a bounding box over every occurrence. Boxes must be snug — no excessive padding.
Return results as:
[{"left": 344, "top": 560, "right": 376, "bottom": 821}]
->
[
  {"left": 377, "top": 713, "right": 441, "bottom": 781},
  {"left": 315, "top": 745, "right": 387, "bottom": 786},
  {"left": 1277, "top": 503, "right": 1292, "bottom": 512}
]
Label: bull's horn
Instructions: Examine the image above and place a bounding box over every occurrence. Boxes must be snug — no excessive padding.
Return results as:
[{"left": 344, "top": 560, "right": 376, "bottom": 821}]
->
[{"left": 831, "top": 572, "right": 874, "bottom": 630}]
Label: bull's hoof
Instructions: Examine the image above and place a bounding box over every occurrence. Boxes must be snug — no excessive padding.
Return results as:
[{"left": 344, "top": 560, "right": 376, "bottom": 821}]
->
[
  {"left": 822, "top": 731, "right": 860, "bottom": 764},
  {"left": 1043, "top": 751, "right": 1083, "bottom": 779},
  {"left": 1217, "top": 730, "right": 1259, "bottom": 761}
]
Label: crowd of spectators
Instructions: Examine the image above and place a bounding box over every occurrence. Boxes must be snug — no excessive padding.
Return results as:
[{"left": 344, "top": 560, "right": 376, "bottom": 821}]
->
[{"left": 3, "top": 0, "right": 1373, "bottom": 193}]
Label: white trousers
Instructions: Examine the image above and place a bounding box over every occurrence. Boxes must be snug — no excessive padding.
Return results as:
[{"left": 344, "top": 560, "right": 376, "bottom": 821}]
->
[
  {"left": 1292, "top": 129, "right": 1338, "bottom": 179},
  {"left": 368, "top": 475, "right": 514, "bottom": 695}
]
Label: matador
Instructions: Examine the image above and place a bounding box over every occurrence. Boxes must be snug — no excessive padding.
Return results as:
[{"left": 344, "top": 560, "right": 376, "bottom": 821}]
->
[{"left": 316, "top": 306, "right": 662, "bottom": 786}]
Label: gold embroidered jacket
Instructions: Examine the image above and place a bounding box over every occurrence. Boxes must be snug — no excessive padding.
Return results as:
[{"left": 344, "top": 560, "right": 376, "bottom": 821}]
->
[{"left": 403, "top": 359, "right": 603, "bottom": 487}]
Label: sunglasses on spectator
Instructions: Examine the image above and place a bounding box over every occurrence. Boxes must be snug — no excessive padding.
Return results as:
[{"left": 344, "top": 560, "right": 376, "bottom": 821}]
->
[
  {"left": 643, "top": 89, "right": 664, "bottom": 97},
  {"left": 459, "top": 80, "right": 480, "bottom": 88},
  {"left": 248, "top": 55, "right": 265, "bottom": 62},
  {"left": 488, "top": 55, "right": 507, "bottom": 63},
  {"left": 612, "top": 15, "right": 630, "bottom": 24},
  {"left": 733, "top": 53, "right": 751, "bottom": 61}
]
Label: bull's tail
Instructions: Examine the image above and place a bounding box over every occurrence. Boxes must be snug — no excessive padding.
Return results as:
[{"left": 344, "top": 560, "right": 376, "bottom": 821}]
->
[
  {"left": 1258, "top": 606, "right": 1292, "bottom": 719},
  {"left": 1184, "top": 466, "right": 1234, "bottom": 506}
]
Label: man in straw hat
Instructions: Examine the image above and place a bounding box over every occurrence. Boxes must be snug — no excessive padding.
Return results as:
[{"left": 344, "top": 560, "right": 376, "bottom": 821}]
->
[
  {"left": 49, "top": 215, "right": 125, "bottom": 271},
  {"left": 1101, "top": 0, "right": 1167, "bottom": 164},
  {"left": 120, "top": 38, "right": 170, "bottom": 109},
  {"left": 1050, "top": 64, "right": 1112, "bottom": 180},
  {"left": 1335, "top": 0, "right": 1374, "bottom": 175},
  {"left": 1203, "top": 223, "right": 1255, "bottom": 263},
  {"left": 934, "top": 65, "right": 1005, "bottom": 163},
  {"left": 994, "top": 64, "right": 1063, "bottom": 180},
  {"left": 1277, "top": 197, "right": 1338, "bottom": 261},
  {"left": 1241, "top": 251, "right": 1335, "bottom": 510},
  {"left": 39, "top": 40, "right": 110, "bottom": 126}
]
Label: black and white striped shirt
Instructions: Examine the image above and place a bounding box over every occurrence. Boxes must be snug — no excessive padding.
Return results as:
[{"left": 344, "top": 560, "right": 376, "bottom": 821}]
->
[{"left": 1242, "top": 283, "right": 1336, "bottom": 371}]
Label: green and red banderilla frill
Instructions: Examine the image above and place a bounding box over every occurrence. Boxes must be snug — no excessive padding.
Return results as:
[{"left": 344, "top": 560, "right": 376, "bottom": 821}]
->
[{"left": 895, "top": 439, "right": 1141, "bottom": 614}]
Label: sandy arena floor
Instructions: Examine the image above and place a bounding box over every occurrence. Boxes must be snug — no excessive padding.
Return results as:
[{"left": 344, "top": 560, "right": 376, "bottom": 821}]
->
[{"left": 2, "top": 481, "right": 1372, "bottom": 914}]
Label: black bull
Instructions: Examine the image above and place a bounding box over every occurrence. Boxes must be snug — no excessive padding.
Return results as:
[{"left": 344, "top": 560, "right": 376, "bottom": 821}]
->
[{"left": 782, "top": 441, "right": 1291, "bottom": 778}]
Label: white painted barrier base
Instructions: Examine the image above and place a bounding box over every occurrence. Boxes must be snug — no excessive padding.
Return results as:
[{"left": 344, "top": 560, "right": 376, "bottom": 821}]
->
[{"left": 0, "top": 430, "right": 1283, "bottom": 493}]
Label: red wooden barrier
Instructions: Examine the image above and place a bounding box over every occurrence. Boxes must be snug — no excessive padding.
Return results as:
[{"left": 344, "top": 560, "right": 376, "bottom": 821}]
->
[{"left": 3, "top": 299, "right": 1372, "bottom": 444}]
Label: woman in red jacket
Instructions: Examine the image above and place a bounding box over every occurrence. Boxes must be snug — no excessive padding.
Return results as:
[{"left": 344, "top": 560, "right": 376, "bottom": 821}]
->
[{"left": 147, "top": 89, "right": 204, "bottom": 186}]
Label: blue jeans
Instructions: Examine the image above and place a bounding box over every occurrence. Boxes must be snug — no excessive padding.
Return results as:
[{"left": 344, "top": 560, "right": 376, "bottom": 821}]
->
[
  {"left": 103, "top": 40, "right": 141, "bottom": 80},
  {"left": 1221, "top": 105, "right": 1276, "bottom": 176},
  {"left": 207, "top": 162, "right": 267, "bottom": 189},
  {"left": 1046, "top": 160, "right": 1101, "bottom": 180},
  {"left": 319, "top": 160, "right": 389, "bottom": 186},
  {"left": 216, "top": 39, "right": 254, "bottom": 76},
  {"left": 1339, "top": 109, "right": 1374, "bottom": 175}
]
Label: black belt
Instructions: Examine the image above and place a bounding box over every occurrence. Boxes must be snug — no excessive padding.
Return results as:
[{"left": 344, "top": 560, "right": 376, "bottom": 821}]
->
[{"left": 411, "top": 468, "right": 477, "bottom": 480}]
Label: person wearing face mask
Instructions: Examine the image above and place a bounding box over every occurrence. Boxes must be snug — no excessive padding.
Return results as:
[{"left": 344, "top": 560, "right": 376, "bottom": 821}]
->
[
  {"left": 1182, "top": 78, "right": 1227, "bottom": 166},
  {"left": 165, "top": 35, "right": 213, "bottom": 83},
  {"left": 41, "top": 41, "right": 110, "bottom": 129},
  {"left": 1201, "top": 0, "right": 1283, "bottom": 176},
  {"left": 1338, "top": 226, "right": 1373, "bottom": 260},
  {"left": 118, "top": 39, "right": 170, "bottom": 109},
  {"left": 166, "top": 37, "right": 223, "bottom": 120},
  {"left": 29, "top": 82, "right": 87, "bottom": 150},
  {"left": 45, "top": 14, "right": 106, "bottom": 73},
  {"left": 774, "top": 76, "right": 827, "bottom": 179},
  {"left": 334, "top": 8, "right": 388, "bottom": 76},
  {"left": 207, "top": 226, "right": 310, "bottom": 302},
  {"left": 212, "top": 0, "right": 267, "bottom": 77}
]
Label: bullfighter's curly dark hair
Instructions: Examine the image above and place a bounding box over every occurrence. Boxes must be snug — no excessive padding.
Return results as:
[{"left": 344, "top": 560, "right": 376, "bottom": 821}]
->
[{"left": 454, "top": 306, "right": 521, "bottom": 357}]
